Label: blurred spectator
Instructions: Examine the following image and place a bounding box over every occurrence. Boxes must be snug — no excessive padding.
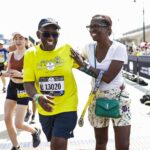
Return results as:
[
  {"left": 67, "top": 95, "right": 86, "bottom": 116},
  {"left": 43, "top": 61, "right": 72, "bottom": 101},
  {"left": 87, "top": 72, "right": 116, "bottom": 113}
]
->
[
  {"left": 7, "top": 40, "right": 16, "bottom": 52},
  {"left": 128, "top": 46, "right": 134, "bottom": 55},
  {"left": 0, "top": 40, "right": 8, "bottom": 92},
  {"left": 127, "top": 41, "right": 150, "bottom": 56},
  {"left": 25, "top": 37, "right": 34, "bottom": 49}
]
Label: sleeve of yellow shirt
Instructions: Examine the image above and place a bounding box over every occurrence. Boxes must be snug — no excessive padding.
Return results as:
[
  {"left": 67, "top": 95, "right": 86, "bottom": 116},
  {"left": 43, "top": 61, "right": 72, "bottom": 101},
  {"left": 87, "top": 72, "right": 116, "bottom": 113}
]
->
[
  {"left": 23, "top": 49, "right": 36, "bottom": 82},
  {"left": 73, "top": 59, "right": 80, "bottom": 69},
  {"left": 66, "top": 44, "right": 80, "bottom": 69}
]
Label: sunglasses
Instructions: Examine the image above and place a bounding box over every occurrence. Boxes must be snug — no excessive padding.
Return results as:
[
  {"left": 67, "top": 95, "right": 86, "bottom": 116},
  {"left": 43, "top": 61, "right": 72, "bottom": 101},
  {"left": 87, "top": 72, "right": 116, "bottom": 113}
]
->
[
  {"left": 39, "top": 30, "right": 59, "bottom": 38},
  {"left": 86, "top": 24, "right": 108, "bottom": 31}
]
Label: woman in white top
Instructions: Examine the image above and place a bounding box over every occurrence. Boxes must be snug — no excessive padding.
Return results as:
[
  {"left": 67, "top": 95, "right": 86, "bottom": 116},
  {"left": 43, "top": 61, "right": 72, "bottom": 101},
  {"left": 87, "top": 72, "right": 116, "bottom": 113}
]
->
[{"left": 71, "top": 14, "right": 131, "bottom": 150}]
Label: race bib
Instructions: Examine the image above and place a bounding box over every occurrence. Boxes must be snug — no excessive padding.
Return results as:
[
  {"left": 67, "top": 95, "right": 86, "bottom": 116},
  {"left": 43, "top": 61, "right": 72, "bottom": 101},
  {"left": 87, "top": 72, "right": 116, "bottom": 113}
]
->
[
  {"left": 0, "top": 55, "right": 4, "bottom": 62},
  {"left": 17, "top": 89, "right": 29, "bottom": 98},
  {"left": 39, "top": 76, "right": 64, "bottom": 96}
]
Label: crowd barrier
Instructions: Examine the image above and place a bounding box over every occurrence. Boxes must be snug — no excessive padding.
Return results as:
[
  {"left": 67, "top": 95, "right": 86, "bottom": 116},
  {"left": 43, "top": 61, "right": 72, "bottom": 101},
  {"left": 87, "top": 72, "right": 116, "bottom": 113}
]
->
[{"left": 124, "top": 55, "right": 150, "bottom": 79}]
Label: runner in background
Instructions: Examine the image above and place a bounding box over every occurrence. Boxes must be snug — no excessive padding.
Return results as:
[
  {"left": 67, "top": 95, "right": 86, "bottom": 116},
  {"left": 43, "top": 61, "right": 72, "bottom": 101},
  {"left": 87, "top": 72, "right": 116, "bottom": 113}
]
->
[
  {"left": 24, "top": 37, "right": 36, "bottom": 124},
  {"left": 0, "top": 32, "right": 41, "bottom": 150},
  {"left": 0, "top": 40, "right": 8, "bottom": 93}
]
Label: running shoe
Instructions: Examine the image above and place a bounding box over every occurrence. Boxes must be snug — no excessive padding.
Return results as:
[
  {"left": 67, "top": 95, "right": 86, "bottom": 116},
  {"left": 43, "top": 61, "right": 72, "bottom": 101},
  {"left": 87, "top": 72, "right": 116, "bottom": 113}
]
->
[
  {"left": 24, "top": 110, "right": 31, "bottom": 122},
  {"left": 30, "top": 114, "right": 36, "bottom": 124},
  {"left": 32, "top": 127, "right": 41, "bottom": 147},
  {"left": 2, "top": 87, "right": 6, "bottom": 93},
  {"left": 11, "top": 145, "right": 22, "bottom": 150}
]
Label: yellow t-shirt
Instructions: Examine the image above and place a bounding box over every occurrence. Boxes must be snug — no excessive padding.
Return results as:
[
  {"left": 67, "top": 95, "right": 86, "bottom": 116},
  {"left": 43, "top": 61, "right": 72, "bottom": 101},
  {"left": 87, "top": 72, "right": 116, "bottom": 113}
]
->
[{"left": 23, "top": 44, "right": 79, "bottom": 116}]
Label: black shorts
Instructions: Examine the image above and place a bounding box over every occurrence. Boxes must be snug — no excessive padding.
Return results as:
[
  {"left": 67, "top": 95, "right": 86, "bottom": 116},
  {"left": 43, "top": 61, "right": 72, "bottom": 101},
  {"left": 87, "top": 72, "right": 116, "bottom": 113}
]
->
[
  {"left": 0, "top": 63, "right": 4, "bottom": 71},
  {"left": 39, "top": 111, "right": 77, "bottom": 141},
  {"left": 6, "top": 80, "right": 32, "bottom": 105}
]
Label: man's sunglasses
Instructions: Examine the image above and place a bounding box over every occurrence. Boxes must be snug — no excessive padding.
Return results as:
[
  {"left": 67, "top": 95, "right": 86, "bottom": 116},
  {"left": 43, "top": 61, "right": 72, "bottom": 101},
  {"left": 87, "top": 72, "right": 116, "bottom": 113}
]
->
[{"left": 39, "top": 30, "right": 59, "bottom": 38}]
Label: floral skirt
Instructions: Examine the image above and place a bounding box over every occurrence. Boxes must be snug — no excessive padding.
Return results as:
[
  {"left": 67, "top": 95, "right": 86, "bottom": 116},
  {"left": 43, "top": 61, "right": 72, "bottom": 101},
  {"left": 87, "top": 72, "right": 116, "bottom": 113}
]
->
[{"left": 88, "top": 88, "right": 131, "bottom": 128}]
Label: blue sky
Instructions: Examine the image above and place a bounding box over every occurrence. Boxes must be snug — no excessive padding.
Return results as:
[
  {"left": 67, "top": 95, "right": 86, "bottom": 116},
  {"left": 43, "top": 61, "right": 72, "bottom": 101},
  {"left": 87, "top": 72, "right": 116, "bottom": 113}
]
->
[{"left": 0, "top": 0, "right": 149, "bottom": 47}]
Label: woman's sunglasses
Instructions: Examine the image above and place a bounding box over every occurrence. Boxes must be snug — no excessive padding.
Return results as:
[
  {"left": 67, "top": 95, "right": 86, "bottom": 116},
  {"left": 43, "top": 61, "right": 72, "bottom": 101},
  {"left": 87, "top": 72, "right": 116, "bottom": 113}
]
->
[
  {"left": 39, "top": 30, "right": 59, "bottom": 38},
  {"left": 86, "top": 24, "right": 108, "bottom": 31}
]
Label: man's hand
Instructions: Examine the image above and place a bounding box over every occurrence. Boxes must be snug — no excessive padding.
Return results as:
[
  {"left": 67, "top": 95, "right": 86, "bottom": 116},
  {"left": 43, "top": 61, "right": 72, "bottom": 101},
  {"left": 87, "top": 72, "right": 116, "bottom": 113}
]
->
[{"left": 38, "top": 95, "right": 55, "bottom": 112}]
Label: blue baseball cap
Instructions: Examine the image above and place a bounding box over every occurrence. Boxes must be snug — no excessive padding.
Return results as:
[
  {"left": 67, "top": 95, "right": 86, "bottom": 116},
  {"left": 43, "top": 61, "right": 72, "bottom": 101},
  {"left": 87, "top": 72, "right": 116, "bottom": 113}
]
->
[{"left": 38, "top": 18, "right": 61, "bottom": 29}]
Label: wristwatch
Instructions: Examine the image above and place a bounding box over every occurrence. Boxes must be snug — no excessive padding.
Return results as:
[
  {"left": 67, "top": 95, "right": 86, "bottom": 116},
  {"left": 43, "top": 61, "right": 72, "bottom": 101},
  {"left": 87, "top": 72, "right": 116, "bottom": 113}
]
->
[
  {"left": 86, "top": 64, "right": 91, "bottom": 70},
  {"left": 83, "top": 63, "right": 91, "bottom": 70}
]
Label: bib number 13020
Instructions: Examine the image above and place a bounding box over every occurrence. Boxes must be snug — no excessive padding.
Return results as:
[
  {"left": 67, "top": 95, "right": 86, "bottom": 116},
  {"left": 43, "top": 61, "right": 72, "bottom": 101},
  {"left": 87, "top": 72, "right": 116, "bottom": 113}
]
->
[{"left": 39, "top": 76, "right": 64, "bottom": 96}]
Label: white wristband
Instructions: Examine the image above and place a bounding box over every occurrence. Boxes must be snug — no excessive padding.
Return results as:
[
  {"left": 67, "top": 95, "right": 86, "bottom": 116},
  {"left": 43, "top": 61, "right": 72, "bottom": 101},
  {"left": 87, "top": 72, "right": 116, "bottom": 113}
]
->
[{"left": 86, "top": 64, "right": 91, "bottom": 70}]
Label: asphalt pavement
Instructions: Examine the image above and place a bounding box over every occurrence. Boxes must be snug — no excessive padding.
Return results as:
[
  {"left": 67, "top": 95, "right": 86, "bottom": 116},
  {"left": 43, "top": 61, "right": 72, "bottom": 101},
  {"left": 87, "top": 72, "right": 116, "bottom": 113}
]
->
[{"left": 0, "top": 70, "right": 150, "bottom": 150}]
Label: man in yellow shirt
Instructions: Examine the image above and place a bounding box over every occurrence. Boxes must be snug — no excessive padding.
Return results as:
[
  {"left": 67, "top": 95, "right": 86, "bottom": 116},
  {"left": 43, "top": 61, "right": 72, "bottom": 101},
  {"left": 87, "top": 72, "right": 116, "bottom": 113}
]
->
[{"left": 23, "top": 18, "right": 79, "bottom": 150}]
